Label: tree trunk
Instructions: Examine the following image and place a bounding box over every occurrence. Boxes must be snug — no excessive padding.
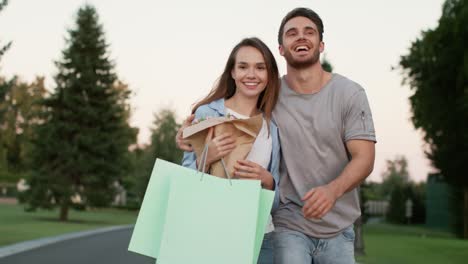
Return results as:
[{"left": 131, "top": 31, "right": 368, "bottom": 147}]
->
[
  {"left": 59, "top": 201, "right": 69, "bottom": 221},
  {"left": 464, "top": 187, "right": 468, "bottom": 239},
  {"left": 354, "top": 215, "right": 365, "bottom": 256}
]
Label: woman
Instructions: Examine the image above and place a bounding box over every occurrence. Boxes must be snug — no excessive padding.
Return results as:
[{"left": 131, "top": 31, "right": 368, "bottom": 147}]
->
[{"left": 181, "top": 37, "right": 280, "bottom": 264}]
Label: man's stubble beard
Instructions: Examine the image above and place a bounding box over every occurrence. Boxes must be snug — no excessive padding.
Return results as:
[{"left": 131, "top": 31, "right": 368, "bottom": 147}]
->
[{"left": 283, "top": 47, "right": 320, "bottom": 69}]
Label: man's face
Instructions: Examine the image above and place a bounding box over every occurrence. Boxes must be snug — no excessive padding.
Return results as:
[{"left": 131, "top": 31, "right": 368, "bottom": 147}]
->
[{"left": 279, "top": 16, "right": 324, "bottom": 69}]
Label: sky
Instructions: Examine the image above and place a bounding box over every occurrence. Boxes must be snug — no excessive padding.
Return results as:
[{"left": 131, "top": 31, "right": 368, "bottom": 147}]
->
[{"left": 0, "top": 0, "right": 446, "bottom": 182}]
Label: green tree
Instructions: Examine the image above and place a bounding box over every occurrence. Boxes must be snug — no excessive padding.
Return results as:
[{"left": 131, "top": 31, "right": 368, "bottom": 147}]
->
[
  {"left": 0, "top": 77, "right": 47, "bottom": 183},
  {"left": 134, "top": 109, "right": 182, "bottom": 200},
  {"left": 380, "top": 156, "right": 410, "bottom": 223},
  {"left": 380, "top": 156, "right": 410, "bottom": 198},
  {"left": 23, "top": 5, "right": 137, "bottom": 221},
  {"left": 149, "top": 109, "right": 182, "bottom": 164},
  {"left": 387, "top": 184, "right": 407, "bottom": 224},
  {"left": 0, "top": 0, "right": 12, "bottom": 124},
  {"left": 321, "top": 55, "right": 333, "bottom": 73},
  {"left": 380, "top": 156, "right": 426, "bottom": 224},
  {"left": 399, "top": 0, "right": 468, "bottom": 237}
]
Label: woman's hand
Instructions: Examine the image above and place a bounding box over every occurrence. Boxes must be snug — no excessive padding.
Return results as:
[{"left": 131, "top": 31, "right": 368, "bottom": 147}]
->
[
  {"left": 197, "top": 127, "right": 236, "bottom": 170},
  {"left": 233, "top": 160, "right": 274, "bottom": 190}
]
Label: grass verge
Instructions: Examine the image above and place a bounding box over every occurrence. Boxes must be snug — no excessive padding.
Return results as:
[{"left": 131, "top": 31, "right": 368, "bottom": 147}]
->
[
  {"left": 0, "top": 203, "right": 137, "bottom": 246},
  {"left": 357, "top": 223, "right": 468, "bottom": 264}
]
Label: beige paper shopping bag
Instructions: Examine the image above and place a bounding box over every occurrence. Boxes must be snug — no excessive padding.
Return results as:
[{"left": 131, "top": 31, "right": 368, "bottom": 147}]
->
[{"left": 182, "top": 114, "right": 263, "bottom": 178}]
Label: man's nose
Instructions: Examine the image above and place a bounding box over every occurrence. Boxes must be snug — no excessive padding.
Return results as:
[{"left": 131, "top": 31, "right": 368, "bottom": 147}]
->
[{"left": 297, "top": 31, "right": 306, "bottom": 40}]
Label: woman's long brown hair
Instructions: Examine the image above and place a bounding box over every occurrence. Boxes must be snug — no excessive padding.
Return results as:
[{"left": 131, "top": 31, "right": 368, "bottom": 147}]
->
[{"left": 192, "top": 37, "right": 280, "bottom": 127}]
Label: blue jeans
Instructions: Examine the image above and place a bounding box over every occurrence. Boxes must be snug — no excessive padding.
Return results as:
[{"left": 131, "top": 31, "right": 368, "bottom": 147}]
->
[
  {"left": 258, "top": 232, "right": 274, "bottom": 264},
  {"left": 273, "top": 226, "right": 355, "bottom": 264}
]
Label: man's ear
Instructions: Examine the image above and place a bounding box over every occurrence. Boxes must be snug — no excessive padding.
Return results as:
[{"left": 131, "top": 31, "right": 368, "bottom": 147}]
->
[
  {"left": 279, "top": 45, "right": 285, "bottom": 56},
  {"left": 319, "top": 41, "right": 325, "bottom": 53}
]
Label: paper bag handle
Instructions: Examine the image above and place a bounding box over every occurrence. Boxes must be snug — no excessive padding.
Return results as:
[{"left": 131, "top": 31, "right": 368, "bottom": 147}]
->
[{"left": 198, "top": 144, "right": 232, "bottom": 185}]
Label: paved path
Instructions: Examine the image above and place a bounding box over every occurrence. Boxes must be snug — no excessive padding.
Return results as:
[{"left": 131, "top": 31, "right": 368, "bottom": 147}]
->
[{"left": 0, "top": 227, "right": 154, "bottom": 264}]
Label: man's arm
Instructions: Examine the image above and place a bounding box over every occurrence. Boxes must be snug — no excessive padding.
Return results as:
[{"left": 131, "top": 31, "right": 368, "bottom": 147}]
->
[
  {"left": 176, "top": 114, "right": 195, "bottom": 152},
  {"left": 302, "top": 139, "right": 375, "bottom": 219}
]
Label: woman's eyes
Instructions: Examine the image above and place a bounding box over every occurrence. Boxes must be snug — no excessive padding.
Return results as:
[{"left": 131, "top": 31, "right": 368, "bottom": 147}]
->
[{"left": 236, "top": 65, "right": 266, "bottom": 70}]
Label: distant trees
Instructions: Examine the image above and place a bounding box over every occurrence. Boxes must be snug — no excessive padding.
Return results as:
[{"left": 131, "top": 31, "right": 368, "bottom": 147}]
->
[
  {"left": 0, "top": 78, "right": 47, "bottom": 183},
  {"left": 1, "top": 3, "right": 184, "bottom": 220},
  {"left": 399, "top": 0, "right": 467, "bottom": 237},
  {"left": 129, "top": 109, "right": 183, "bottom": 203},
  {"left": 380, "top": 156, "right": 410, "bottom": 199},
  {"left": 362, "top": 156, "right": 426, "bottom": 224}
]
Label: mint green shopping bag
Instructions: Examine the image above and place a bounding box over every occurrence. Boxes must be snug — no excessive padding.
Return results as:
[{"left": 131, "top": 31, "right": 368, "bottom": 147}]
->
[
  {"left": 128, "top": 159, "right": 182, "bottom": 258},
  {"left": 128, "top": 159, "right": 274, "bottom": 264},
  {"left": 158, "top": 169, "right": 270, "bottom": 264}
]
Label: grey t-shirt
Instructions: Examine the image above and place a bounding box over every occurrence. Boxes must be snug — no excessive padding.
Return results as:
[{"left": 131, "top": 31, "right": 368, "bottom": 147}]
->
[{"left": 272, "top": 73, "right": 376, "bottom": 238}]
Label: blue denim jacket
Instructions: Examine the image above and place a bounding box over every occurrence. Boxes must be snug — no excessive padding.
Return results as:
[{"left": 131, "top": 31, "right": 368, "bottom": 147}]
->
[{"left": 181, "top": 98, "right": 281, "bottom": 211}]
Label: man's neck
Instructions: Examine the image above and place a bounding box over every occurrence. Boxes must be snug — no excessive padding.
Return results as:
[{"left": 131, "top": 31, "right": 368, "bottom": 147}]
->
[{"left": 285, "top": 63, "right": 332, "bottom": 94}]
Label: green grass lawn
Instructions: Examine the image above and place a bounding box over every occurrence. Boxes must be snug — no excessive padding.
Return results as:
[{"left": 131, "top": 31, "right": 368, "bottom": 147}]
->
[
  {"left": 2, "top": 203, "right": 468, "bottom": 264},
  {"left": 0, "top": 203, "right": 138, "bottom": 246},
  {"left": 357, "top": 223, "right": 468, "bottom": 264}
]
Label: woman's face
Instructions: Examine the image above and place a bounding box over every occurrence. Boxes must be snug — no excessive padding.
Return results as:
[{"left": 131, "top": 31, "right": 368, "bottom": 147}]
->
[{"left": 231, "top": 46, "right": 268, "bottom": 100}]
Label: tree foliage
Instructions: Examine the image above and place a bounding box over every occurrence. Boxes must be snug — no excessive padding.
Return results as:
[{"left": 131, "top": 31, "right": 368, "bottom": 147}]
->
[
  {"left": 376, "top": 156, "right": 426, "bottom": 224},
  {"left": 380, "top": 156, "right": 410, "bottom": 198},
  {"left": 321, "top": 55, "right": 334, "bottom": 73},
  {"left": 0, "top": 0, "right": 12, "bottom": 123},
  {"left": 0, "top": 77, "right": 47, "bottom": 182},
  {"left": 399, "top": 0, "right": 468, "bottom": 237},
  {"left": 22, "top": 5, "right": 137, "bottom": 221},
  {"left": 130, "top": 109, "right": 183, "bottom": 202},
  {"left": 149, "top": 109, "right": 182, "bottom": 164}
]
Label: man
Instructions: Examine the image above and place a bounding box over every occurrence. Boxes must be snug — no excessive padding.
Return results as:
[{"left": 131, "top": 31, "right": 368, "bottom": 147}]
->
[
  {"left": 269, "top": 7, "right": 376, "bottom": 264},
  {"left": 177, "top": 7, "right": 376, "bottom": 264}
]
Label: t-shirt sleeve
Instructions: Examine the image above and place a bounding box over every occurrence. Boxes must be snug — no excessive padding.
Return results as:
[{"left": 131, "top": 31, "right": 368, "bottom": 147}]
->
[{"left": 344, "top": 89, "right": 377, "bottom": 142}]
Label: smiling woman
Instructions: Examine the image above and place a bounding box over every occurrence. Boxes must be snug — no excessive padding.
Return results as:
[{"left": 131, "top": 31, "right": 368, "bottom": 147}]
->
[
  {"left": 180, "top": 37, "right": 281, "bottom": 264},
  {"left": 230, "top": 46, "right": 268, "bottom": 102}
]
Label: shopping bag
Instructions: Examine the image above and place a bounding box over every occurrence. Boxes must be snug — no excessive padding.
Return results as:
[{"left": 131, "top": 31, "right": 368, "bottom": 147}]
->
[
  {"left": 183, "top": 114, "right": 263, "bottom": 178},
  {"left": 128, "top": 159, "right": 274, "bottom": 264},
  {"left": 158, "top": 168, "right": 258, "bottom": 264},
  {"left": 128, "top": 158, "right": 179, "bottom": 258}
]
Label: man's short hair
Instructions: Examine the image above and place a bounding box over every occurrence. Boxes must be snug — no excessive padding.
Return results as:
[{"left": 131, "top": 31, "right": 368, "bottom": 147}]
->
[{"left": 278, "top": 7, "right": 324, "bottom": 45}]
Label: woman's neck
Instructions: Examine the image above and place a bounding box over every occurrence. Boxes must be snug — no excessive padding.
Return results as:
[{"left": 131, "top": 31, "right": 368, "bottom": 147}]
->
[{"left": 224, "top": 94, "right": 260, "bottom": 117}]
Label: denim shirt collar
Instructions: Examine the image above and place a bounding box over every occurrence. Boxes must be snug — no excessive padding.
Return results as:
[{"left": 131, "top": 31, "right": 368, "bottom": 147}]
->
[{"left": 207, "top": 98, "right": 225, "bottom": 116}]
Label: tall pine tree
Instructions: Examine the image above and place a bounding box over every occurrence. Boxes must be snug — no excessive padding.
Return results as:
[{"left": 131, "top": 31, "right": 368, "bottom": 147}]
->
[{"left": 23, "top": 5, "right": 136, "bottom": 221}]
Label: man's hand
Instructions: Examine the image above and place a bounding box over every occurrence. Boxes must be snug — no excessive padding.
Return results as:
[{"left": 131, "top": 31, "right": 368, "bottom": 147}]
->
[
  {"left": 233, "top": 160, "right": 274, "bottom": 190},
  {"left": 301, "top": 140, "right": 375, "bottom": 219},
  {"left": 301, "top": 184, "right": 339, "bottom": 219},
  {"left": 176, "top": 114, "right": 195, "bottom": 151}
]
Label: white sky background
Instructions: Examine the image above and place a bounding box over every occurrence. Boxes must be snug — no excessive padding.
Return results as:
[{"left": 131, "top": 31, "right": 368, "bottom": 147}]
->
[{"left": 0, "top": 0, "right": 446, "bottom": 182}]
